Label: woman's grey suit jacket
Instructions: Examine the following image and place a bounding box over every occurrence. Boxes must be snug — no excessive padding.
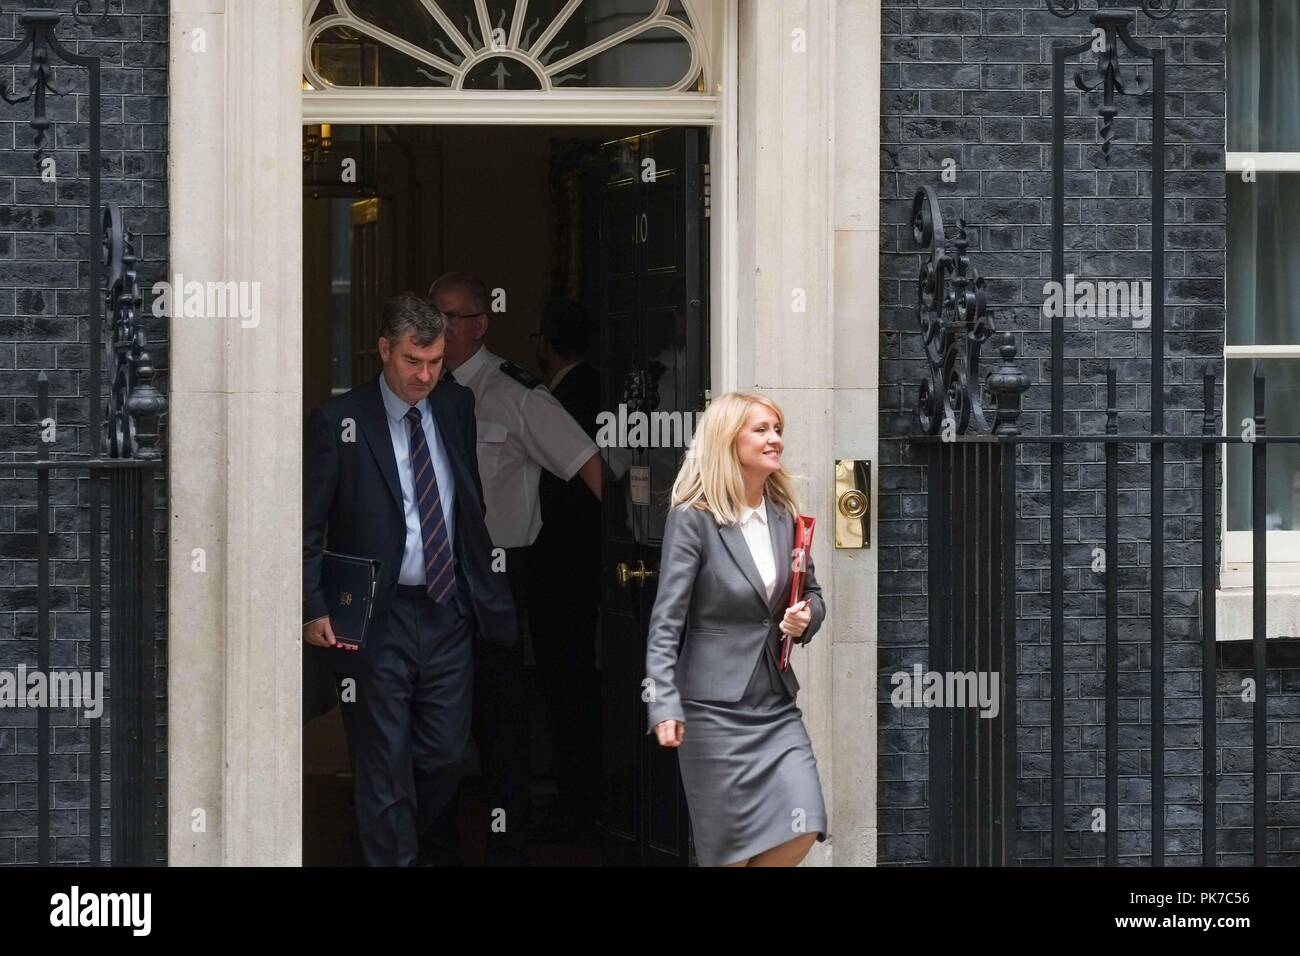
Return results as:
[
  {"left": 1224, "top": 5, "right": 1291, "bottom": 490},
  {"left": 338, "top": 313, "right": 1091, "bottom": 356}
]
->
[{"left": 644, "top": 501, "right": 825, "bottom": 733}]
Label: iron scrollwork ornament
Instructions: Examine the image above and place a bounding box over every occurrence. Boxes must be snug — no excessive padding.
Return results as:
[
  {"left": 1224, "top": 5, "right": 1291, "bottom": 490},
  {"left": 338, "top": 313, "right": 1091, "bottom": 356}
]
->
[
  {"left": 1045, "top": 0, "right": 1081, "bottom": 16},
  {"left": 1046, "top": 0, "right": 1177, "bottom": 19},
  {"left": 73, "top": 0, "right": 124, "bottom": 27},
  {"left": 102, "top": 205, "right": 165, "bottom": 460},
  {"left": 912, "top": 186, "right": 994, "bottom": 437}
]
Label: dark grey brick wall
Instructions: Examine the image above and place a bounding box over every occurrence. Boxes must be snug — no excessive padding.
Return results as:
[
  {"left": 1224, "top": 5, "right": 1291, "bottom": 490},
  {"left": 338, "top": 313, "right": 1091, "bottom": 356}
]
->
[
  {"left": 880, "top": 0, "right": 1299, "bottom": 865},
  {"left": 0, "top": 0, "right": 168, "bottom": 865}
]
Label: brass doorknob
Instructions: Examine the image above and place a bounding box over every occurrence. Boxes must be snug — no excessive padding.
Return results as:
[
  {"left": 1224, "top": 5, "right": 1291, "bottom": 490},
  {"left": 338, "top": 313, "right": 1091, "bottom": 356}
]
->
[
  {"left": 615, "top": 560, "right": 657, "bottom": 588},
  {"left": 838, "top": 488, "right": 868, "bottom": 520}
]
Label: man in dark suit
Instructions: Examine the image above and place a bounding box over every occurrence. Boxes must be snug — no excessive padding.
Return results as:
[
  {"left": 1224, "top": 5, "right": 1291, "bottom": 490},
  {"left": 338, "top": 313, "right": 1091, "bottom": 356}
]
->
[
  {"left": 303, "top": 292, "right": 515, "bottom": 867},
  {"left": 530, "top": 298, "right": 603, "bottom": 839}
]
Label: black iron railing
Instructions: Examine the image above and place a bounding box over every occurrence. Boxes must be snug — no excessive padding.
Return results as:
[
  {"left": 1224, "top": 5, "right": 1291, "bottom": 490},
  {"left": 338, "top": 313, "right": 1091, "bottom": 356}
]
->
[
  {"left": 905, "top": 0, "right": 1284, "bottom": 866},
  {"left": 2, "top": 7, "right": 165, "bottom": 865},
  {"left": 916, "top": 367, "right": 1284, "bottom": 866}
]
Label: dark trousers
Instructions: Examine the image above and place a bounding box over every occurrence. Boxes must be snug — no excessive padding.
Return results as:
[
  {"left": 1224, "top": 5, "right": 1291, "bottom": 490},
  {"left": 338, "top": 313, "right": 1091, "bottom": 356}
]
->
[
  {"left": 422, "top": 553, "right": 531, "bottom": 866},
  {"left": 463, "top": 545, "right": 533, "bottom": 864},
  {"left": 339, "top": 585, "right": 473, "bottom": 867}
]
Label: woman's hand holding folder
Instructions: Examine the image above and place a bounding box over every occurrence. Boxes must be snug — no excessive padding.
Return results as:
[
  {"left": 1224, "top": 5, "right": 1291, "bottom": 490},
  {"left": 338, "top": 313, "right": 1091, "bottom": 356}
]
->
[{"left": 779, "top": 599, "right": 811, "bottom": 638}]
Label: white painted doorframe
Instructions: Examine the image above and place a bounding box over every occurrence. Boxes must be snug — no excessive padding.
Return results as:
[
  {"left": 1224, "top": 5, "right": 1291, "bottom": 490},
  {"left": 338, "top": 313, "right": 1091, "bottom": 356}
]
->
[{"left": 166, "top": 0, "right": 880, "bottom": 867}]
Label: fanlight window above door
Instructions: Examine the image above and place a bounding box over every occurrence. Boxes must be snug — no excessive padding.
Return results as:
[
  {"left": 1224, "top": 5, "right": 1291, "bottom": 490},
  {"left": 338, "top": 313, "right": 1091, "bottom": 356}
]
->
[{"left": 304, "top": 0, "right": 707, "bottom": 92}]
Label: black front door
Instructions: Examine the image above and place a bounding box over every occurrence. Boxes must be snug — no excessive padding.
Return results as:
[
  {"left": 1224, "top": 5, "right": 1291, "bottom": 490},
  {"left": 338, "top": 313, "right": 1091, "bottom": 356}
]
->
[{"left": 593, "top": 128, "right": 709, "bottom": 866}]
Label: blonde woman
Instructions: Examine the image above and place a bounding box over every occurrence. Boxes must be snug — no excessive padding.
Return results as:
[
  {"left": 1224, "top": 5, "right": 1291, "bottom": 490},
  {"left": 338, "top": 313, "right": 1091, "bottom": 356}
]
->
[{"left": 645, "top": 391, "right": 828, "bottom": 867}]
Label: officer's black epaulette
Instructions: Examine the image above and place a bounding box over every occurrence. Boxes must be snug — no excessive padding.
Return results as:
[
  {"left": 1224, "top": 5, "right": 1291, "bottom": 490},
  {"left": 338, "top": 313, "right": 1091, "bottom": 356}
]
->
[{"left": 500, "top": 360, "right": 542, "bottom": 389}]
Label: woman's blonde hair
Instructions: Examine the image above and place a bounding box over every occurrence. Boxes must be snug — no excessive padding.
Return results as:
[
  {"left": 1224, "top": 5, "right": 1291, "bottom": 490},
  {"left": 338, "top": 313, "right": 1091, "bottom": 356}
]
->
[{"left": 670, "top": 391, "right": 799, "bottom": 525}]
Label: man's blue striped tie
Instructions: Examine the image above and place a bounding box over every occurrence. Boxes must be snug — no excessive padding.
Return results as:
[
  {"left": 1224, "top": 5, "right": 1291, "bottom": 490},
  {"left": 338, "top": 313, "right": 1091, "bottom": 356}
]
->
[{"left": 405, "top": 405, "right": 456, "bottom": 604}]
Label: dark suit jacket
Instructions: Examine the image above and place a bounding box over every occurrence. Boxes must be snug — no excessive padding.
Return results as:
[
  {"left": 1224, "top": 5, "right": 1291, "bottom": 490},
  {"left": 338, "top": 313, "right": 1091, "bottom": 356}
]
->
[
  {"left": 535, "top": 361, "right": 600, "bottom": 598},
  {"left": 304, "top": 373, "right": 516, "bottom": 681}
]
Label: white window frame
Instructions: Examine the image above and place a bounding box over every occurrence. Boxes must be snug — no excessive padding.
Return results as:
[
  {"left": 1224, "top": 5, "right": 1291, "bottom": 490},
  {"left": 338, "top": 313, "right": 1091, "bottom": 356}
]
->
[{"left": 1223, "top": 153, "right": 1300, "bottom": 587}]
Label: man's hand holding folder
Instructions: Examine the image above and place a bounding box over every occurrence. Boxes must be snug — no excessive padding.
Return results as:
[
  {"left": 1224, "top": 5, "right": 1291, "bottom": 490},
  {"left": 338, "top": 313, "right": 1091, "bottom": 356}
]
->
[{"left": 303, "top": 614, "right": 340, "bottom": 649}]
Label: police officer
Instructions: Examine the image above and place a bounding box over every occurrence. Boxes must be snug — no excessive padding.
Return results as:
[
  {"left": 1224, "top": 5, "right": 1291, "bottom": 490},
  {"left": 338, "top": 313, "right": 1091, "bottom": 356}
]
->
[{"left": 427, "top": 271, "right": 602, "bottom": 866}]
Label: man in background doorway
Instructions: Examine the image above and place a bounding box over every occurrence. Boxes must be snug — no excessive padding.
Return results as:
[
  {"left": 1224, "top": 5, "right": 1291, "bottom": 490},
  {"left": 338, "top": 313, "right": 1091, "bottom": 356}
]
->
[
  {"left": 530, "top": 298, "right": 604, "bottom": 841},
  {"left": 428, "top": 272, "right": 603, "bottom": 865}
]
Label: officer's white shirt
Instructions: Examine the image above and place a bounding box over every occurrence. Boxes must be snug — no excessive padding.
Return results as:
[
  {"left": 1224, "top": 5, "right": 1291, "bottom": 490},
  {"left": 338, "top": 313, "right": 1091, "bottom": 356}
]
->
[{"left": 454, "top": 345, "right": 598, "bottom": 549}]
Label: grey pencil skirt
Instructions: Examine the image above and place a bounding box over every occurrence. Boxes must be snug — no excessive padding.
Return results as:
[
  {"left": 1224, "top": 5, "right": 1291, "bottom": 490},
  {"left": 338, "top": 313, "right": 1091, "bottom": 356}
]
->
[{"left": 677, "top": 648, "right": 829, "bottom": 866}]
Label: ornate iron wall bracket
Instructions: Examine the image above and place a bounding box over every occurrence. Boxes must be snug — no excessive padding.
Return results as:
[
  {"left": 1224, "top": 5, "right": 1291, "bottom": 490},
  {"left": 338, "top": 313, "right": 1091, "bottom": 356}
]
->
[
  {"left": 912, "top": 186, "right": 999, "bottom": 436},
  {"left": 0, "top": 13, "right": 76, "bottom": 161},
  {"left": 1044, "top": 3, "right": 1173, "bottom": 164},
  {"left": 1076, "top": 14, "right": 1151, "bottom": 163}
]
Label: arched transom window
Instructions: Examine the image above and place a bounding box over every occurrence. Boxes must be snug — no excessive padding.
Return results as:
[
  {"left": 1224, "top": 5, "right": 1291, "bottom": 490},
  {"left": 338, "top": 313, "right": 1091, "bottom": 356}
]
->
[{"left": 303, "top": 0, "right": 708, "bottom": 93}]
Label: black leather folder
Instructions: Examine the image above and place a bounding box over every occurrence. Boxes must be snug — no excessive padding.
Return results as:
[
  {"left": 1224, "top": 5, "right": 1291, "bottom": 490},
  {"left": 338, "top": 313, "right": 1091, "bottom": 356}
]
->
[{"left": 321, "top": 550, "right": 381, "bottom": 650}]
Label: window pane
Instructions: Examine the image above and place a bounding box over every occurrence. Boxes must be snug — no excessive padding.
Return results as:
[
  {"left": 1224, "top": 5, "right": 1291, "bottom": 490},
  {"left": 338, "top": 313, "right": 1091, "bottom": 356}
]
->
[
  {"left": 350, "top": 0, "right": 469, "bottom": 66},
  {"left": 538, "top": 0, "right": 663, "bottom": 63},
  {"left": 1226, "top": 359, "right": 1300, "bottom": 531},
  {"left": 312, "top": 27, "right": 453, "bottom": 87},
  {"left": 1227, "top": 174, "right": 1300, "bottom": 346},
  {"left": 552, "top": 27, "right": 694, "bottom": 88},
  {"left": 433, "top": 0, "right": 488, "bottom": 50},
  {"left": 1228, "top": 0, "right": 1300, "bottom": 151}
]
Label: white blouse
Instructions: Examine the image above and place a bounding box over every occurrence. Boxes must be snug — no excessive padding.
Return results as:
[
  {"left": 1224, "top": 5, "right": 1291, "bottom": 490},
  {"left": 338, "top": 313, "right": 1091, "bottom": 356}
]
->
[{"left": 738, "top": 498, "right": 777, "bottom": 601}]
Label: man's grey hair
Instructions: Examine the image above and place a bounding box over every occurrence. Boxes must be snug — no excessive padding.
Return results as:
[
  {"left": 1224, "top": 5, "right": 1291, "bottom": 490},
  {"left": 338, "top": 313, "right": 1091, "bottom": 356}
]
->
[
  {"left": 428, "top": 271, "right": 490, "bottom": 316},
  {"left": 380, "top": 292, "right": 447, "bottom": 348}
]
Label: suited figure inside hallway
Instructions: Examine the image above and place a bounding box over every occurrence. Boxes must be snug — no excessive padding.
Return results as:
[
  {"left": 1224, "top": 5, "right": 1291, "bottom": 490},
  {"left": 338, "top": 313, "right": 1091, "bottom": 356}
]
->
[
  {"left": 303, "top": 292, "right": 515, "bottom": 866},
  {"left": 530, "top": 298, "right": 603, "bottom": 838},
  {"left": 428, "top": 272, "right": 603, "bottom": 865}
]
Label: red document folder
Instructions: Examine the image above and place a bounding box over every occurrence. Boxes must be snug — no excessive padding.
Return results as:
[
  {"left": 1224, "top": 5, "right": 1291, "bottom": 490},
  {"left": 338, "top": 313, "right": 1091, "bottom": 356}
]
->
[{"left": 779, "top": 515, "right": 816, "bottom": 671}]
